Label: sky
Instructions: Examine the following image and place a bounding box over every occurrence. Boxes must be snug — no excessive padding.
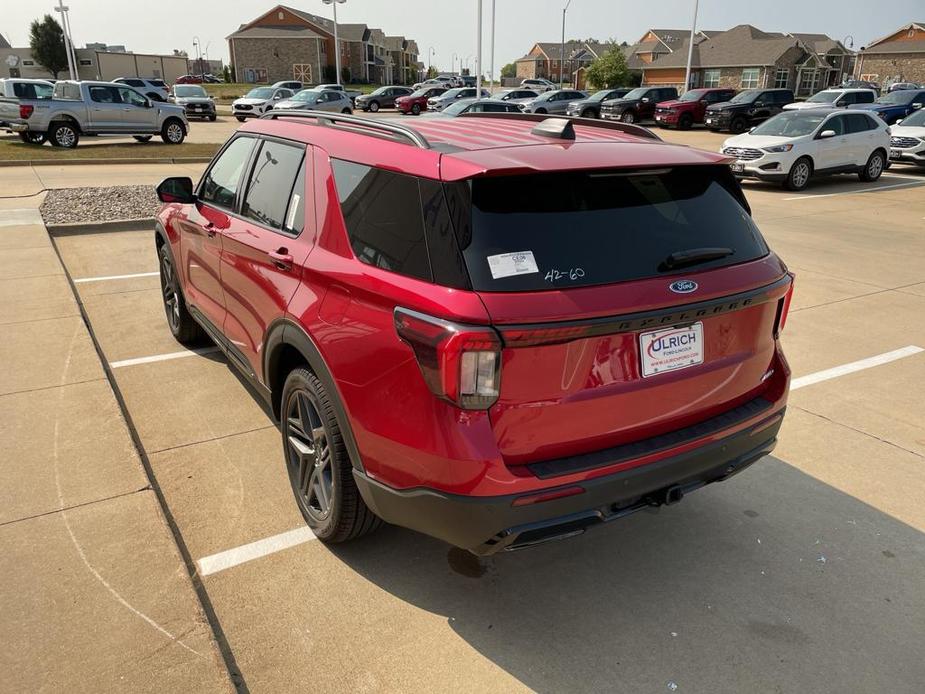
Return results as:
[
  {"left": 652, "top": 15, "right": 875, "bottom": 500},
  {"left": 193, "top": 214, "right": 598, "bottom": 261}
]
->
[{"left": 4, "top": 0, "right": 922, "bottom": 76}]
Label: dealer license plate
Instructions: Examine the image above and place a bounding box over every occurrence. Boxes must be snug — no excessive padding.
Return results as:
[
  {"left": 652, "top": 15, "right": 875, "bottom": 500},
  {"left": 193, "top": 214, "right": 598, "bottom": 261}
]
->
[
  {"left": 705, "top": 117, "right": 712, "bottom": 124},
  {"left": 639, "top": 323, "right": 704, "bottom": 378},
  {"left": 731, "top": 161, "right": 745, "bottom": 173},
  {"left": 890, "top": 148, "right": 902, "bottom": 159}
]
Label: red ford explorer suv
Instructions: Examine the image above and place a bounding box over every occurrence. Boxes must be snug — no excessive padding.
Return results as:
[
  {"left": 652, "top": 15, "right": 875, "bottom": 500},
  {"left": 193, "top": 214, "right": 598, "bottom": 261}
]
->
[
  {"left": 154, "top": 111, "right": 793, "bottom": 555},
  {"left": 396, "top": 86, "right": 447, "bottom": 115},
  {"left": 655, "top": 88, "right": 737, "bottom": 130}
]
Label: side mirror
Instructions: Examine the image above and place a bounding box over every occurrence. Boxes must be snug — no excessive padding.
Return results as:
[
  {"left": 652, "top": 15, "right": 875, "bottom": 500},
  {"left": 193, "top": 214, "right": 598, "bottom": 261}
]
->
[
  {"left": 754, "top": 101, "right": 765, "bottom": 107},
  {"left": 819, "top": 129, "right": 836, "bottom": 139},
  {"left": 835, "top": 99, "right": 846, "bottom": 107},
  {"left": 748, "top": 127, "right": 756, "bottom": 133},
  {"left": 641, "top": 97, "right": 650, "bottom": 103},
  {"left": 156, "top": 177, "right": 195, "bottom": 204},
  {"left": 913, "top": 103, "right": 923, "bottom": 110},
  {"left": 895, "top": 119, "right": 903, "bottom": 125}
]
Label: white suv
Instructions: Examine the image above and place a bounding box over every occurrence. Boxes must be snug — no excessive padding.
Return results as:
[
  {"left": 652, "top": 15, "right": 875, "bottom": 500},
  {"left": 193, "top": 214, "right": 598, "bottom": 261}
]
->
[
  {"left": 783, "top": 88, "right": 876, "bottom": 111},
  {"left": 113, "top": 77, "right": 169, "bottom": 102},
  {"left": 889, "top": 107, "right": 925, "bottom": 167},
  {"left": 721, "top": 109, "right": 890, "bottom": 191},
  {"left": 520, "top": 78, "right": 557, "bottom": 92}
]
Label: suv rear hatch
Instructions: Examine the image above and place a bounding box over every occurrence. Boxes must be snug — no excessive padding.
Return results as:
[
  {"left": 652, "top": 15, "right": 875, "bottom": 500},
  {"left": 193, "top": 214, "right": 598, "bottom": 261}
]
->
[{"left": 444, "top": 165, "right": 791, "bottom": 466}]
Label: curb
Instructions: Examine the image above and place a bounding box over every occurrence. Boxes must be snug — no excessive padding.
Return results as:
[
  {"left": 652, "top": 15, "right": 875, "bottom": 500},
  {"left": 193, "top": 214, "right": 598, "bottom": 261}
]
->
[
  {"left": 46, "top": 217, "right": 155, "bottom": 236},
  {"left": 0, "top": 157, "right": 214, "bottom": 167}
]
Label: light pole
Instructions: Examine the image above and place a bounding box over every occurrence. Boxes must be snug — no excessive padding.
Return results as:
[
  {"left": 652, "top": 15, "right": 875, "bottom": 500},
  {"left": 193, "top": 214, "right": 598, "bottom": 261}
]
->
[
  {"left": 452, "top": 52, "right": 457, "bottom": 76},
  {"left": 322, "top": 0, "right": 346, "bottom": 84},
  {"left": 476, "top": 0, "right": 483, "bottom": 98},
  {"left": 488, "top": 0, "right": 496, "bottom": 92},
  {"left": 683, "top": 0, "right": 700, "bottom": 93},
  {"left": 192, "top": 36, "right": 201, "bottom": 79},
  {"left": 559, "top": 0, "right": 573, "bottom": 89},
  {"left": 54, "top": 0, "right": 77, "bottom": 80},
  {"left": 464, "top": 55, "right": 473, "bottom": 74},
  {"left": 428, "top": 46, "right": 435, "bottom": 75},
  {"left": 203, "top": 41, "right": 211, "bottom": 78}
]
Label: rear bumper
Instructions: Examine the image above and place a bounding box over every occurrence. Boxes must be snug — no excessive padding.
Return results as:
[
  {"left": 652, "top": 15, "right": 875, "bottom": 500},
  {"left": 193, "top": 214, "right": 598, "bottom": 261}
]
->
[
  {"left": 354, "top": 408, "right": 784, "bottom": 555},
  {"left": 10, "top": 122, "right": 29, "bottom": 132}
]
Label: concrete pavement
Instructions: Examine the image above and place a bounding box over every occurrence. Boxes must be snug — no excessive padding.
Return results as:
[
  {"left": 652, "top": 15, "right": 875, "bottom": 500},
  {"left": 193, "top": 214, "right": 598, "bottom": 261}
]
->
[{"left": 0, "top": 196, "right": 233, "bottom": 692}]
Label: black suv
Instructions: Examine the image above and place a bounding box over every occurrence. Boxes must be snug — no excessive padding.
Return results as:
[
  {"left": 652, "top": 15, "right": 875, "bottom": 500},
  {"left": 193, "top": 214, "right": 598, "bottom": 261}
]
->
[
  {"left": 566, "top": 88, "right": 633, "bottom": 118},
  {"left": 600, "top": 86, "right": 679, "bottom": 123},
  {"left": 705, "top": 88, "right": 794, "bottom": 133}
]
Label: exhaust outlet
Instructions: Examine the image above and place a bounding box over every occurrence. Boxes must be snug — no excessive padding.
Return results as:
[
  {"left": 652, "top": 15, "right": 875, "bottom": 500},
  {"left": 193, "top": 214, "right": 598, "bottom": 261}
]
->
[{"left": 664, "top": 485, "right": 684, "bottom": 506}]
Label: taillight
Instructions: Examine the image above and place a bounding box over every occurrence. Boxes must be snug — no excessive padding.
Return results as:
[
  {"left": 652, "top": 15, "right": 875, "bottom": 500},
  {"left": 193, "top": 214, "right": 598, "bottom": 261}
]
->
[
  {"left": 19, "top": 104, "right": 34, "bottom": 119},
  {"left": 394, "top": 307, "right": 501, "bottom": 410},
  {"left": 774, "top": 273, "right": 795, "bottom": 336}
]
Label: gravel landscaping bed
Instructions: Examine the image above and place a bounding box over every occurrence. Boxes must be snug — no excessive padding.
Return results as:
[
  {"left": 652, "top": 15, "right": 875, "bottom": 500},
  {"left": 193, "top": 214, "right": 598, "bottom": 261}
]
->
[{"left": 40, "top": 185, "right": 159, "bottom": 226}]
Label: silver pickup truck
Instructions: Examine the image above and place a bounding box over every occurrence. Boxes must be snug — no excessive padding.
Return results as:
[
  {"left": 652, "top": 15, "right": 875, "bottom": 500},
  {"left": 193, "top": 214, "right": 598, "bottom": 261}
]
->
[{"left": 1, "top": 80, "right": 189, "bottom": 148}]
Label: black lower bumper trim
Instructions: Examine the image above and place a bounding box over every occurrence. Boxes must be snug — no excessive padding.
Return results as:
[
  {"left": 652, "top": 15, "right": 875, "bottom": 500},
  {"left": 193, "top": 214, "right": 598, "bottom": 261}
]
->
[{"left": 353, "top": 409, "right": 783, "bottom": 555}]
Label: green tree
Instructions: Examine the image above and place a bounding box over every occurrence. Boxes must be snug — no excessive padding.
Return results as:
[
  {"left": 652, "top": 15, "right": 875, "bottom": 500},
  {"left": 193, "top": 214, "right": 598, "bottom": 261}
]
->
[
  {"left": 586, "top": 42, "right": 631, "bottom": 89},
  {"left": 29, "top": 15, "right": 68, "bottom": 79},
  {"left": 501, "top": 62, "right": 516, "bottom": 78},
  {"left": 426, "top": 65, "right": 438, "bottom": 79}
]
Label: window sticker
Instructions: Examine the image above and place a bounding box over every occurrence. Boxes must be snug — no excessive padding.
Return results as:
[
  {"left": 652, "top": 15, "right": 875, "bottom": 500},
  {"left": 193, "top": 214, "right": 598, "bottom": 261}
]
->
[{"left": 487, "top": 251, "right": 539, "bottom": 279}]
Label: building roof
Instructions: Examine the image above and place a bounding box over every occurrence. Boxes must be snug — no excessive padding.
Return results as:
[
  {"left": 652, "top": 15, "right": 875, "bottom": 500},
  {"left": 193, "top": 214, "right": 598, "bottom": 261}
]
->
[
  {"left": 228, "top": 25, "right": 323, "bottom": 40},
  {"left": 862, "top": 39, "right": 925, "bottom": 55},
  {"left": 789, "top": 33, "right": 848, "bottom": 55},
  {"left": 643, "top": 24, "right": 803, "bottom": 69},
  {"left": 337, "top": 23, "right": 369, "bottom": 42},
  {"left": 863, "top": 22, "right": 925, "bottom": 50},
  {"left": 0, "top": 33, "right": 11, "bottom": 49},
  {"left": 385, "top": 36, "right": 406, "bottom": 51}
]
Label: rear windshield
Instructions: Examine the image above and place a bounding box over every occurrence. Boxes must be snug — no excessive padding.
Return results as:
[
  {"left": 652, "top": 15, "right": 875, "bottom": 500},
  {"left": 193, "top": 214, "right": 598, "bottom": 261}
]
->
[{"left": 449, "top": 167, "right": 767, "bottom": 292}]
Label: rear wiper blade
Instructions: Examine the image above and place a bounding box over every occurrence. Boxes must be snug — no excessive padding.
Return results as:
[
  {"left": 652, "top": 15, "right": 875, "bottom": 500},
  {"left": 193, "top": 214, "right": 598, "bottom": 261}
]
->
[{"left": 659, "top": 247, "right": 734, "bottom": 272}]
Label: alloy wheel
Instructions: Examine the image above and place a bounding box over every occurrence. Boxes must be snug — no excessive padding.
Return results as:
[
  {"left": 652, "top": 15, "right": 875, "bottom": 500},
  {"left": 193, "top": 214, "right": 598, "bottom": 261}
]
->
[
  {"left": 285, "top": 390, "right": 334, "bottom": 522},
  {"left": 160, "top": 253, "right": 180, "bottom": 331},
  {"left": 166, "top": 122, "right": 183, "bottom": 143},
  {"left": 792, "top": 161, "right": 811, "bottom": 188},
  {"left": 868, "top": 153, "right": 883, "bottom": 179},
  {"left": 56, "top": 126, "right": 76, "bottom": 147}
]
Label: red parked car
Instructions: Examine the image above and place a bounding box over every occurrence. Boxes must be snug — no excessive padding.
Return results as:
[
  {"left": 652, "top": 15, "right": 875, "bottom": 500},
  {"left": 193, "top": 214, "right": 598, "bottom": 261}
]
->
[
  {"left": 655, "top": 88, "right": 737, "bottom": 129},
  {"left": 175, "top": 74, "right": 204, "bottom": 85},
  {"left": 395, "top": 86, "right": 447, "bottom": 115},
  {"left": 154, "top": 111, "right": 793, "bottom": 555}
]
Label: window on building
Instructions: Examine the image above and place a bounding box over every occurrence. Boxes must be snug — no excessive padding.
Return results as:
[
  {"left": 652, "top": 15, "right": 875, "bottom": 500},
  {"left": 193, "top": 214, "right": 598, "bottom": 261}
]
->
[
  {"left": 331, "top": 160, "right": 431, "bottom": 282},
  {"left": 703, "top": 69, "right": 720, "bottom": 88},
  {"left": 774, "top": 68, "right": 789, "bottom": 88},
  {"left": 740, "top": 68, "right": 760, "bottom": 89},
  {"left": 22, "top": 60, "right": 34, "bottom": 66},
  {"left": 798, "top": 69, "right": 817, "bottom": 94}
]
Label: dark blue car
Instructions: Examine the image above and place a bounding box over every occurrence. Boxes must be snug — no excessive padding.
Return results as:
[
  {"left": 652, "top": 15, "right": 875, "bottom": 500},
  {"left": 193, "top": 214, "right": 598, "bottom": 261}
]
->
[{"left": 856, "top": 89, "right": 925, "bottom": 124}]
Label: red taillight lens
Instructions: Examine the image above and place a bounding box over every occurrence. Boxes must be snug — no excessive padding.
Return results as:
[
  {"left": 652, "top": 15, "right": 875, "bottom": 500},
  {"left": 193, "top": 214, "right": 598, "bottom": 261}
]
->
[
  {"left": 776, "top": 274, "right": 795, "bottom": 335},
  {"left": 19, "top": 104, "right": 34, "bottom": 119},
  {"left": 394, "top": 307, "right": 501, "bottom": 410}
]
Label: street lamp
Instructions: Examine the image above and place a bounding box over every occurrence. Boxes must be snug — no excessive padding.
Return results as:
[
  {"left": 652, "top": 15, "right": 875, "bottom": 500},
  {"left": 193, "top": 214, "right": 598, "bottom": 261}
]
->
[
  {"left": 54, "top": 0, "right": 78, "bottom": 81},
  {"left": 683, "top": 0, "right": 700, "bottom": 93},
  {"left": 428, "top": 46, "right": 435, "bottom": 74},
  {"left": 192, "top": 36, "right": 201, "bottom": 79},
  {"left": 452, "top": 52, "right": 457, "bottom": 76},
  {"left": 559, "top": 0, "right": 573, "bottom": 89},
  {"left": 488, "top": 0, "right": 496, "bottom": 92},
  {"left": 322, "top": 0, "right": 347, "bottom": 85}
]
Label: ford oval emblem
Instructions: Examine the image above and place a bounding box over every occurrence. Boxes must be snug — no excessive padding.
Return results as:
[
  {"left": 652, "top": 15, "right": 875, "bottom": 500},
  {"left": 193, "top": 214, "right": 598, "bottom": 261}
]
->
[{"left": 669, "top": 280, "right": 698, "bottom": 294}]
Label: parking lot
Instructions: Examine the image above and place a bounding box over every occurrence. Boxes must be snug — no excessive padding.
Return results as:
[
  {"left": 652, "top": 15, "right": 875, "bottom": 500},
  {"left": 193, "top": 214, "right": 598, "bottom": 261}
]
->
[{"left": 25, "top": 122, "right": 922, "bottom": 692}]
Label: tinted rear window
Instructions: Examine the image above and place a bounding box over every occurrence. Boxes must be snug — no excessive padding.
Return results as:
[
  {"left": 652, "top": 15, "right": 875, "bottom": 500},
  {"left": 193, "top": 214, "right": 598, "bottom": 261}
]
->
[{"left": 450, "top": 167, "right": 767, "bottom": 292}]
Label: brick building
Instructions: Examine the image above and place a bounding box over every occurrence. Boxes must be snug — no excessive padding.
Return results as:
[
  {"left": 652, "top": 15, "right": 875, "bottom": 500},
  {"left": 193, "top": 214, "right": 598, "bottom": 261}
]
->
[
  {"left": 856, "top": 22, "right": 925, "bottom": 86},
  {"left": 640, "top": 25, "right": 852, "bottom": 96},
  {"left": 227, "top": 4, "right": 420, "bottom": 85},
  {"left": 514, "top": 41, "right": 604, "bottom": 84}
]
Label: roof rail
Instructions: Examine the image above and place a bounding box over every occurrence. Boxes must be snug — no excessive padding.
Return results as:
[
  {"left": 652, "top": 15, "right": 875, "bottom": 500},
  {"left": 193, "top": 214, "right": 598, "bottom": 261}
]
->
[
  {"left": 260, "top": 109, "right": 431, "bottom": 149},
  {"left": 457, "top": 111, "right": 662, "bottom": 141}
]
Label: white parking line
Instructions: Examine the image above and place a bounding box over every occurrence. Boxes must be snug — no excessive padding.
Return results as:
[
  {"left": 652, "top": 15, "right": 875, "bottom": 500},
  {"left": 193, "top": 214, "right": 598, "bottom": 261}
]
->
[
  {"left": 110, "top": 346, "right": 221, "bottom": 369},
  {"left": 197, "top": 526, "right": 318, "bottom": 577},
  {"left": 190, "top": 346, "right": 924, "bottom": 577},
  {"left": 784, "top": 180, "right": 925, "bottom": 201},
  {"left": 790, "top": 345, "right": 923, "bottom": 391},
  {"left": 74, "top": 271, "right": 160, "bottom": 284}
]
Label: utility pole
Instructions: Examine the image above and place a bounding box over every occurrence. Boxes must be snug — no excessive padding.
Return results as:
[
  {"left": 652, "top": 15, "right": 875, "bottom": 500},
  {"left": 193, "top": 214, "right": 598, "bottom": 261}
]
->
[
  {"left": 560, "top": 0, "right": 573, "bottom": 89},
  {"left": 322, "top": 0, "right": 347, "bottom": 84},
  {"left": 476, "top": 0, "right": 483, "bottom": 98},
  {"left": 683, "top": 0, "right": 700, "bottom": 93}
]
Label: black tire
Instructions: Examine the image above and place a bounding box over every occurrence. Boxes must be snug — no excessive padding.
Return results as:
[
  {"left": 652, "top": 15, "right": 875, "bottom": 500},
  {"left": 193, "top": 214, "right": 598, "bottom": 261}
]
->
[
  {"left": 235, "top": 116, "right": 246, "bottom": 122},
  {"left": 49, "top": 121, "right": 79, "bottom": 148},
  {"left": 208, "top": 114, "right": 217, "bottom": 122},
  {"left": 580, "top": 108, "right": 596, "bottom": 118},
  {"left": 729, "top": 117, "right": 748, "bottom": 134},
  {"left": 133, "top": 135, "right": 153, "bottom": 143},
  {"left": 160, "top": 118, "right": 185, "bottom": 144},
  {"left": 859, "top": 150, "right": 885, "bottom": 182},
  {"left": 368, "top": 100, "right": 379, "bottom": 113},
  {"left": 341, "top": 107, "right": 352, "bottom": 114},
  {"left": 784, "top": 156, "right": 813, "bottom": 191},
  {"left": 158, "top": 244, "right": 204, "bottom": 344},
  {"left": 535, "top": 107, "right": 547, "bottom": 114},
  {"left": 411, "top": 103, "right": 421, "bottom": 115},
  {"left": 678, "top": 113, "right": 694, "bottom": 130},
  {"left": 18, "top": 132, "right": 46, "bottom": 145},
  {"left": 281, "top": 368, "right": 381, "bottom": 544},
  {"left": 621, "top": 110, "right": 636, "bottom": 124}
]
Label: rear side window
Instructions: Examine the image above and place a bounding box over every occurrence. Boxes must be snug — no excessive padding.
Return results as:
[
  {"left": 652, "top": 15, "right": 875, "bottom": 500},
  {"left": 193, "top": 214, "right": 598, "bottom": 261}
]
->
[
  {"left": 450, "top": 167, "right": 768, "bottom": 292},
  {"left": 200, "top": 137, "right": 256, "bottom": 209},
  {"left": 241, "top": 139, "right": 305, "bottom": 230},
  {"left": 844, "top": 113, "right": 876, "bottom": 133},
  {"left": 331, "top": 160, "right": 432, "bottom": 281},
  {"left": 13, "top": 82, "right": 53, "bottom": 99}
]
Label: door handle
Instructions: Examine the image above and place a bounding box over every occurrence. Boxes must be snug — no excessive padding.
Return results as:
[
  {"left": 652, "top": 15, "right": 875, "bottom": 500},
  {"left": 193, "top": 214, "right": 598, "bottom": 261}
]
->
[
  {"left": 268, "top": 249, "right": 294, "bottom": 270},
  {"left": 204, "top": 221, "right": 216, "bottom": 238}
]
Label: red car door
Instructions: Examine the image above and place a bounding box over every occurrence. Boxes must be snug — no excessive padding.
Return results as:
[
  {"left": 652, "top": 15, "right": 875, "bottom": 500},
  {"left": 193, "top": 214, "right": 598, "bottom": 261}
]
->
[
  {"left": 220, "top": 137, "right": 314, "bottom": 378},
  {"left": 180, "top": 135, "right": 258, "bottom": 330}
]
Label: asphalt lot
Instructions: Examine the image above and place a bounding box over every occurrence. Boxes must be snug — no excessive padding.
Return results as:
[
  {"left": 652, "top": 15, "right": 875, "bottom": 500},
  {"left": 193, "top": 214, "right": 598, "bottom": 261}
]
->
[{"left": 6, "top": 121, "right": 925, "bottom": 692}]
